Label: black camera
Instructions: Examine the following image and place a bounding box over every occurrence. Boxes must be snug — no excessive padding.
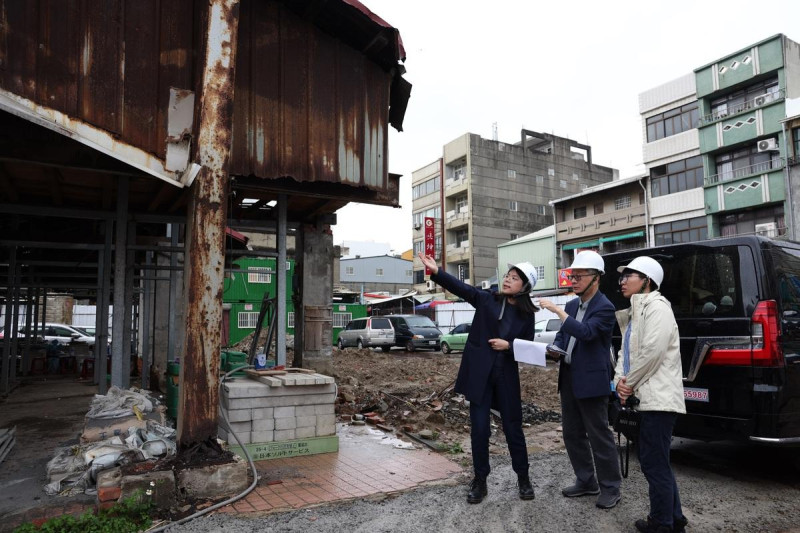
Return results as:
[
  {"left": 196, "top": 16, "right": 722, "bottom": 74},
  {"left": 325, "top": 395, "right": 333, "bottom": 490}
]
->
[{"left": 625, "top": 395, "right": 640, "bottom": 408}]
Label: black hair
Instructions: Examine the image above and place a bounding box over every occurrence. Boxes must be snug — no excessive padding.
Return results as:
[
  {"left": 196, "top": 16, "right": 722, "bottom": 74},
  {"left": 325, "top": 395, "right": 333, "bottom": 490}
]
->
[
  {"left": 493, "top": 268, "right": 539, "bottom": 317},
  {"left": 622, "top": 269, "right": 658, "bottom": 292}
]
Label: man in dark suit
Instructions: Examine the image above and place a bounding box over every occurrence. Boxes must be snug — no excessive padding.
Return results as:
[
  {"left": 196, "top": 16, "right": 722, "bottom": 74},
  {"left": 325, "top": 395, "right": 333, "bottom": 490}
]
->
[{"left": 538, "top": 250, "right": 621, "bottom": 509}]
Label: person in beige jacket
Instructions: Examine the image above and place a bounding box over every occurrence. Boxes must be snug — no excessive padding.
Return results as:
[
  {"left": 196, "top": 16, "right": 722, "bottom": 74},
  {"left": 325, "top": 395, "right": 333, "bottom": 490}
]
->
[{"left": 613, "top": 256, "right": 687, "bottom": 533}]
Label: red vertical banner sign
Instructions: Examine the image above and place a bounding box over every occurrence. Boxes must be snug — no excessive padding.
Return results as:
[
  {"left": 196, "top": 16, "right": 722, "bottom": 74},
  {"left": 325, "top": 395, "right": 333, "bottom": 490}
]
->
[{"left": 424, "top": 217, "right": 435, "bottom": 275}]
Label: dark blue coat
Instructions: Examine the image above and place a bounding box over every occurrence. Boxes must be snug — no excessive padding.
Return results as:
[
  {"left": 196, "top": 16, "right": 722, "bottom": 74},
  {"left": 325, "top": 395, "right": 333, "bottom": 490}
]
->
[
  {"left": 432, "top": 269, "right": 536, "bottom": 404},
  {"left": 554, "top": 291, "right": 616, "bottom": 399}
]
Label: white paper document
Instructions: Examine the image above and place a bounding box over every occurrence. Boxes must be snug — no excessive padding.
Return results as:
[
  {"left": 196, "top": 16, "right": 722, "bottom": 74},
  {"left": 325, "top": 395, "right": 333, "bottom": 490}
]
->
[{"left": 512, "top": 339, "right": 548, "bottom": 367}]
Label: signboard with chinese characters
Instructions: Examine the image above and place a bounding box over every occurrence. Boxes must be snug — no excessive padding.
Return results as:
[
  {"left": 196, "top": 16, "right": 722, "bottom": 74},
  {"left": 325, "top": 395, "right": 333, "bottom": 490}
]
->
[
  {"left": 230, "top": 434, "right": 339, "bottom": 461},
  {"left": 424, "top": 217, "right": 435, "bottom": 274},
  {"left": 558, "top": 268, "right": 572, "bottom": 288}
]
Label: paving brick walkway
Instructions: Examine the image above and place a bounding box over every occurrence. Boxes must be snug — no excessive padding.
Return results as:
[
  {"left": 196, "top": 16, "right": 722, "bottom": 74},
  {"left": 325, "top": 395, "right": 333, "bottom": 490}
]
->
[{"left": 217, "top": 426, "right": 463, "bottom": 514}]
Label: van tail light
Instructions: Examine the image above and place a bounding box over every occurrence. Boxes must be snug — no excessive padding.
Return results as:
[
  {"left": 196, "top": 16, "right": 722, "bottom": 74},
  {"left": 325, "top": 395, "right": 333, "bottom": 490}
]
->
[{"left": 704, "top": 300, "right": 783, "bottom": 367}]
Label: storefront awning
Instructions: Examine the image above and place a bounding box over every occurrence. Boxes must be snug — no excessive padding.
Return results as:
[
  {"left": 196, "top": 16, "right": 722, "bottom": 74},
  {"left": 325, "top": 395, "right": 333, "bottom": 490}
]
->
[
  {"left": 599, "top": 231, "right": 645, "bottom": 243},
  {"left": 562, "top": 239, "right": 600, "bottom": 251}
]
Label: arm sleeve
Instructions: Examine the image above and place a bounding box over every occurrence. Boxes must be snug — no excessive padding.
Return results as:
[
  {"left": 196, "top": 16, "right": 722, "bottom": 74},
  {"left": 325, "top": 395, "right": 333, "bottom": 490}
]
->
[
  {"left": 431, "top": 269, "right": 482, "bottom": 307},
  {"left": 624, "top": 301, "right": 675, "bottom": 390}
]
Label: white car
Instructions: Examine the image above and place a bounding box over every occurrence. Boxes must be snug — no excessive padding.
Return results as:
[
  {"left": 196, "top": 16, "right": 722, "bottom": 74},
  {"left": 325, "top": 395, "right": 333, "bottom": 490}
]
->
[
  {"left": 17, "top": 323, "right": 98, "bottom": 347},
  {"left": 534, "top": 318, "right": 562, "bottom": 345}
]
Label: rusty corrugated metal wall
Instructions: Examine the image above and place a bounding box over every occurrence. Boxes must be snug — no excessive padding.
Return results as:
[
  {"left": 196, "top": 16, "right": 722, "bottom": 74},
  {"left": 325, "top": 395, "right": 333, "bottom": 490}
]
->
[
  {"left": 229, "top": 0, "right": 390, "bottom": 190},
  {"left": 0, "top": 0, "right": 197, "bottom": 161},
  {"left": 0, "top": 0, "right": 394, "bottom": 190}
]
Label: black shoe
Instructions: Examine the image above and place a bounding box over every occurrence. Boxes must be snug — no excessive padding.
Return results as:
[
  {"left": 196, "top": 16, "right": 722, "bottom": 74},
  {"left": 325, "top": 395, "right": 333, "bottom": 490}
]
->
[
  {"left": 634, "top": 517, "right": 672, "bottom": 533},
  {"left": 561, "top": 483, "right": 600, "bottom": 498},
  {"left": 517, "top": 474, "right": 535, "bottom": 500},
  {"left": 467, "top": 477, "right": 487, "bottom": 504},
  {"left": 637, "top": 515, "right": 688, "bottom": 533}
]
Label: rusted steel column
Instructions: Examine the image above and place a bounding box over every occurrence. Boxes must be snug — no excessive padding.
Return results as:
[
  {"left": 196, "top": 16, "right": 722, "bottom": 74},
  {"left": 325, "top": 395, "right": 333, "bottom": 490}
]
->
[{"left": 178, "top": 0, "right": 240, "bottom": 445}]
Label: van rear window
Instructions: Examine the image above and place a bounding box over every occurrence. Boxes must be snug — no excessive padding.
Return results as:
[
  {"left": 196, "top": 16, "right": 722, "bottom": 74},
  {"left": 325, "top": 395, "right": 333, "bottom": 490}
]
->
[{"left": 604, "top": 246, "right": 745, "bottom": 319}]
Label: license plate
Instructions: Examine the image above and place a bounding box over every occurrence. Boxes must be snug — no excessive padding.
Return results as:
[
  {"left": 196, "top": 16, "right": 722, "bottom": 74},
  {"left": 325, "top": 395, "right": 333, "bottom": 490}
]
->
[
  {"left": 683, "top": 387, "right": 709, "bottom": 402},
  {"left": 429, "top": 340, "right": 436, "bottom": 345}
]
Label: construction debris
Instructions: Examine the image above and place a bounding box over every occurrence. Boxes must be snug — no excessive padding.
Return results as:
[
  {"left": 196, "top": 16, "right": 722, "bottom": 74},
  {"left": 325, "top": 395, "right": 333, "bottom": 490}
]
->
[
  {"left": 46, "top": 387, "right": 177, "bottom": 496},
  {"left": 332, "top": 347, "right": 562, "bottom": 454}
]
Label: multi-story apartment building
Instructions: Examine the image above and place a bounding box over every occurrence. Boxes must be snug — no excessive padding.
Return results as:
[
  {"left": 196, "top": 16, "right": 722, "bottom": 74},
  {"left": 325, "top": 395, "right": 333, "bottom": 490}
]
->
[
  {"left": 696, "top": 34, "right": 800, "bottom": 239},
  {"left": 411, "top": 130, "right": 616, "bottom": 292},
  {"left": 639, "top": 34, "right": 800, "bottom": 243},
  {"left": 639, "top": 74, "right": 708, "bottom": 246},
  {"left": 550, "top": 175, "right": 649, "bottom": 269}
]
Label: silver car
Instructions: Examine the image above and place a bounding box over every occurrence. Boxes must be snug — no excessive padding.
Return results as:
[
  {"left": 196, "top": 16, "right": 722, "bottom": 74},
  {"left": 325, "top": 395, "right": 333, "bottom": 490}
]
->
[
  {"left": 534, "top": 318, "right": 561, "bottom": 344},
  {"left": 337, "top": 317, "right": 395, "bottom": 351}
]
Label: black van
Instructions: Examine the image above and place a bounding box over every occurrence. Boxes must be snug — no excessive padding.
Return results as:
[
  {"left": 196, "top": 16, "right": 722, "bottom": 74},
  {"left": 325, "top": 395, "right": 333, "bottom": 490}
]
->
[
  {"left": 599, "top": 235, "right": 800, "bottom": 446},
  {"left": 384, "top": 315, "right": 442, "bottom": 352}
]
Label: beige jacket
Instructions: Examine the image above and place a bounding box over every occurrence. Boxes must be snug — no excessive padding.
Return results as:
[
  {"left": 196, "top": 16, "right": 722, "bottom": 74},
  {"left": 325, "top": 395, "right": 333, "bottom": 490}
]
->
[{"left": 614, "top": 290, "right": 686, "bottom": 414}]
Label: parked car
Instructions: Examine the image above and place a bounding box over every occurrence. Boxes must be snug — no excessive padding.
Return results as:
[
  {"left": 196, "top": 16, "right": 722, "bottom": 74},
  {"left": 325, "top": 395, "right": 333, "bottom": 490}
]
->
[
  {"left": 337, "top": 316, "right": 394, "bottom": 350},
  {"left": 599, "top": 235, "right": 800, "bottom": 446},
  {"left": 534, "top": 318, "right": 562, "bottom": 345},
  {"left": 384, "top": 315, "right": 441, "bottom": 352},
  {"left": 440, "top": 323, "right": 470, "bottom": 354},
  {"left": 16, "top": 323, "right": 98, "bottom": 347}
]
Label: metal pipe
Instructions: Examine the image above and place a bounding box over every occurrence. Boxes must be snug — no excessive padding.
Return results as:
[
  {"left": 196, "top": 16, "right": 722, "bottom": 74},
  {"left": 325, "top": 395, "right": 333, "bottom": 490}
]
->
[
  {"left": 277, "top": 194, "right": 287, "bottom": 367},
  {"left": 111, "top": 177, "right": 129, "bottom": 388}
]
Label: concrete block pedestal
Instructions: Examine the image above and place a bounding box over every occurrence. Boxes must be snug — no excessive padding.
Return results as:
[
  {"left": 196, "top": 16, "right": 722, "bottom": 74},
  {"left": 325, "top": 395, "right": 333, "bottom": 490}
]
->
[{"left": 220, "top": 371, "right": 339, "bottom": 459}]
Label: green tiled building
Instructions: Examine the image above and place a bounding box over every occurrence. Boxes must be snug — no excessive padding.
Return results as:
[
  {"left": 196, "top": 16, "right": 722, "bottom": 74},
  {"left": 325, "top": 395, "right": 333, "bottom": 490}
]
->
[{"left": 695, "top": 34, "right": 800, "bottom": 237}]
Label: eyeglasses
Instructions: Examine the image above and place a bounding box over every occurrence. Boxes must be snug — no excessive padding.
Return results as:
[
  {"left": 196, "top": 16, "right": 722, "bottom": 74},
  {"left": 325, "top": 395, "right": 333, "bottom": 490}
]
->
[
  {"left": 567, "top": 274, "right": 591, "bottom": 282},
  {"left": 618, "top": 273, "right": 642, "bottom": 285}
]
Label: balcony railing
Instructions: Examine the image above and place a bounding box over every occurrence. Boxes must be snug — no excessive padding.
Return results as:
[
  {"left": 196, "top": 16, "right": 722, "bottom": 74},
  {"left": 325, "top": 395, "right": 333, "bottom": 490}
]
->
[
  {"left": 698, "top": 88, "right": 785, "bottom": 127},
  {"left": 705, "top": 158, "right": 784, "bottom": 185}
]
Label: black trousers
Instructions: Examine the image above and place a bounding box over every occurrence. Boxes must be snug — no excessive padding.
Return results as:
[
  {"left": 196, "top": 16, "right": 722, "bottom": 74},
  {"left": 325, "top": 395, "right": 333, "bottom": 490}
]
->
[{"left": 469, "top": 358, "right": 529, "bottom": 479}]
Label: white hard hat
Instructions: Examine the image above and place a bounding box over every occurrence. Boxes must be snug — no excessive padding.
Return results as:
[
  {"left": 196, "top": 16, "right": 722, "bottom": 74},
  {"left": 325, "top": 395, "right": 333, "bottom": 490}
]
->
[
  {"left": 617, "top": 256, "right": 664, "bottom": 288},
  {"left": 568, "top": 250, "right": 605, "bottom": 274},
  {"left": 507, "top": 262, "right": 538, "bottom": 290}
]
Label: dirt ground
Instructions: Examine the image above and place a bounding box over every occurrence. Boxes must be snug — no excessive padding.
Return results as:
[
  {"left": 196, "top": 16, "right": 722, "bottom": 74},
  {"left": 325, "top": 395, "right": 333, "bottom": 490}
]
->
[{"left": 329, "top": 347, "right": 565, "bottom": 462}]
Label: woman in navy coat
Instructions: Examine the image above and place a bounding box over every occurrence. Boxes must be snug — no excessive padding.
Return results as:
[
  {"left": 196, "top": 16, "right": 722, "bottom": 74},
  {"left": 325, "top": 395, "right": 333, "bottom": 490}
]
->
[{"left": 419, "top": 253, "right": 538, "bottom": 504}]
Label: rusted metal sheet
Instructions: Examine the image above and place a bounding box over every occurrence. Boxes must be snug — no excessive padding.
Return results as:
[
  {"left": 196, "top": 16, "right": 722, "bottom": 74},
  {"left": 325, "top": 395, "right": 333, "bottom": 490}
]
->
[
  {"left": 229, "top": 1, "right": 392, "bottom": 192},
  {"left": 0, "top": 0, "right": 195, "bottom": 160},
  {"left": 178, "top": 0, "right": 240, "bottom": 446}
]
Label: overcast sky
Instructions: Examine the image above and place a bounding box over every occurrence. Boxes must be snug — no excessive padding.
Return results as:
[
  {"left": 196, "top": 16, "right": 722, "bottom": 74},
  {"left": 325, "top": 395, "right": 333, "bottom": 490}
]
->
[{"left": 332, "top": 0, "right": 800, "bottom": 254}]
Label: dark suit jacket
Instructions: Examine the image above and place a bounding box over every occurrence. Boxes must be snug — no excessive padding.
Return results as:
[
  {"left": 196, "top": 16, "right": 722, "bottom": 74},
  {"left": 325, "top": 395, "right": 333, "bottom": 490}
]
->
[
  {"left": 554, "top": 291, "right": 616, "bottom": 399},
  {"left": 431, "top": 269, "right": 536, "bottom": 405}
]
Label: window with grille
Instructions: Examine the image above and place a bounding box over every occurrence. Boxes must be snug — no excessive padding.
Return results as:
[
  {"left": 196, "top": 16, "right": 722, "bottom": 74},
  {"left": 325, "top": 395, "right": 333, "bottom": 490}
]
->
[
  {"left": 535, "top": 266, "right": 545, "bottom": 280},
  {"left": 248, "top": 267, "right": 271, "bottom": 284},
  {"left": 536, "top": 175, "right": 544, "bottom": 184},
  {"left": 508, "top": 169, "right": 517, "bottom": 179},
  {"left": 559, "top": 179, "right": 567, "bottom": 188},
  {"left": 287, "top": 312, "right": 295, "bottom": 328},
  {"left": 536, "top": 205, "right": 547, "bottom": 215},
  {"left": 615, "top": 195, "right": 631, "bottom": 210},
  {"left": 594, "top": 202, "right": 604, "bottom": 215},
  {"left": 574, "top": 206, "right": 586, "bottom": 219},
  {"left": 376, "top": 268, "right": 384, "bottom": 276},
  {"left": 333, "top": 313, "right": 352, "bottom": 328},
  {"left": 238, "top": 312, "right": 260, "bottom": 329},
  {"left": 345, "top": 266, "right": 354, "bottom": 275},
  {"left": 509, "top": 200, "right": 519, "bottom": 211}
]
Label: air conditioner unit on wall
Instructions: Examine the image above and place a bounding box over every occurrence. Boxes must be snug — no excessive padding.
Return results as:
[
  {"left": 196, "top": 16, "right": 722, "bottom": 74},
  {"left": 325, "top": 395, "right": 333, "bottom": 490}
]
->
[
  {"left": 754, "top": 93, "right": 774, "bottom": 107},
  {"left": 757, "top": 138, "right": 779, "bottom": 152},
  {"left": 755, "top": 222, "right": 777, "bottom": 237},
  {"left": 426, "top": 280, "right": 436, "bottom": 291},
  {"left": 480, "top": 280, "right": 491, "bottom": 290},
  {"left": 413, "top": 224, "right": 422, "bottom": 230}
]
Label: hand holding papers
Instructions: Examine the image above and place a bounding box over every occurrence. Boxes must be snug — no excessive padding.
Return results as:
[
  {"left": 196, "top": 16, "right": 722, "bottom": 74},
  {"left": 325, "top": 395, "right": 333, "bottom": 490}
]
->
[{"left": 512, "top": 339, "right": 548, "bottom": 367}]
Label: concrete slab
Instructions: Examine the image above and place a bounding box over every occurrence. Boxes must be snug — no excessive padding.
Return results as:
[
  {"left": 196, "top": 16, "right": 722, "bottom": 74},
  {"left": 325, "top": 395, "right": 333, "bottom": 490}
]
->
[{"left": 176, "top": 458, "right": 249, "bottom": 500}]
